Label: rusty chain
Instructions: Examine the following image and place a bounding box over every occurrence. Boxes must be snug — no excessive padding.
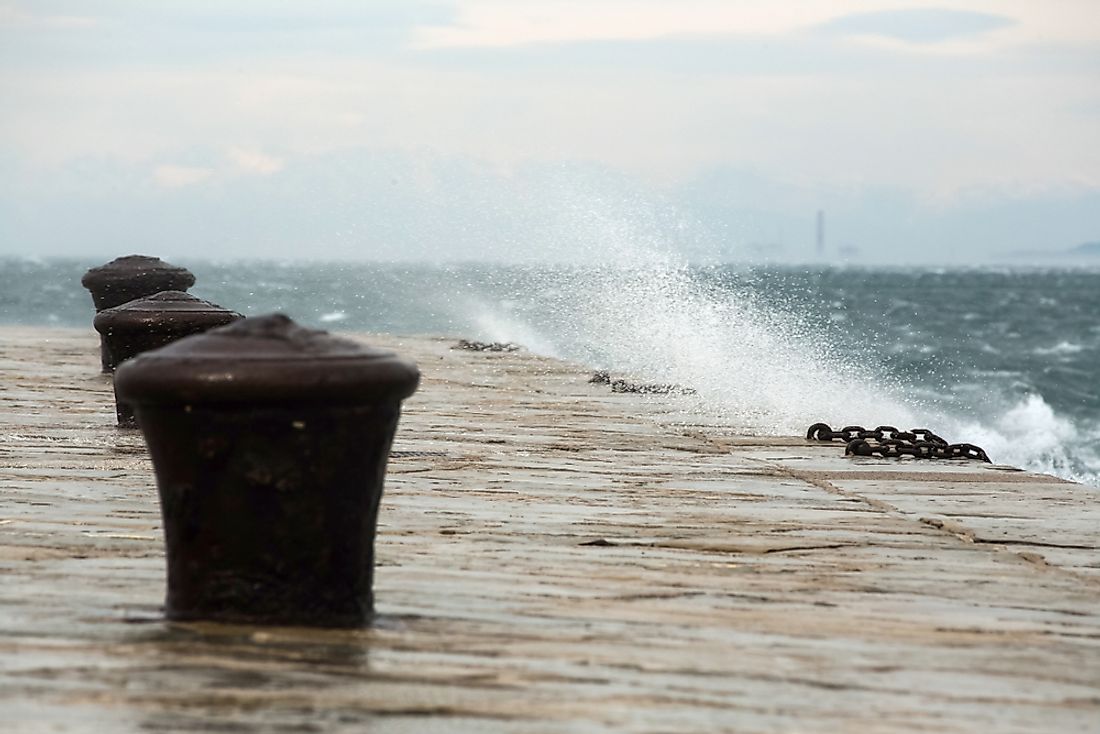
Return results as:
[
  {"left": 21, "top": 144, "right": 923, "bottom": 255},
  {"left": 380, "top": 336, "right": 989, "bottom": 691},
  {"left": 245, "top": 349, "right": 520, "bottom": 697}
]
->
[
  {"left": 806, "top": 423, "right": 946, "bottom": 444},
  {"left": 805, "top": 422, "right": 991, "bottom": 463}
]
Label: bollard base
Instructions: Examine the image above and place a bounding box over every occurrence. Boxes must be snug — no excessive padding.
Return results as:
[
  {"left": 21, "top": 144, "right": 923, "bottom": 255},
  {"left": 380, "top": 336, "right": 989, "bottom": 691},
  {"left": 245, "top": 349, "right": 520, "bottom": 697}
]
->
[{"left": 136, "top": 401, "right": 402, "bottom": 628}]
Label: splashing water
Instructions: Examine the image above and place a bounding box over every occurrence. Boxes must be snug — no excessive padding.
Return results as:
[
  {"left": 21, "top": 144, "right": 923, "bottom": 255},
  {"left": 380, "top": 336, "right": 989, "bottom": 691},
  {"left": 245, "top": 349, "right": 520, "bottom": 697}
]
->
[
  {"left": 471, "top": 263, "right": 916, "bottom": 434},
  {"left": 942, "top": 394, "right": 1100, "bottom": 484},
  {"left": 456, "top": 187, "right": 1099, "bottom": 486},
  {"left": 463, "top": 185, "right": 919, "bottom": 436}
]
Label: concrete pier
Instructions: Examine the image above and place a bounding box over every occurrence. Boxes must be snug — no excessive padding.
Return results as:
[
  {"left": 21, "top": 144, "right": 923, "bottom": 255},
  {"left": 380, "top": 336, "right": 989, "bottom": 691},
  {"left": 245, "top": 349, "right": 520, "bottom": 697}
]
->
[{"left": 2, "top": 327, "right": 1098, "bottom": 733}]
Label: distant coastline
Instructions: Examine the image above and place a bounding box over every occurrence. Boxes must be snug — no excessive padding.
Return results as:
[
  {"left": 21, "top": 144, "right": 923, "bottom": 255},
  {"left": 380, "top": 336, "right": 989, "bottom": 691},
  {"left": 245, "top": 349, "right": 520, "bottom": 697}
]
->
[{"left": 1006, "top": 241, "right": 1100, "bottom": 264}]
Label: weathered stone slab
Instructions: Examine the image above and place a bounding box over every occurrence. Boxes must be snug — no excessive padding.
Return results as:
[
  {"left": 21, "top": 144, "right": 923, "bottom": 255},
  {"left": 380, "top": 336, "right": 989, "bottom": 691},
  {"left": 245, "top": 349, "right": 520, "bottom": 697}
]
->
[{"left": 1, "top": 327, "right": 1097, "bottom": 733}]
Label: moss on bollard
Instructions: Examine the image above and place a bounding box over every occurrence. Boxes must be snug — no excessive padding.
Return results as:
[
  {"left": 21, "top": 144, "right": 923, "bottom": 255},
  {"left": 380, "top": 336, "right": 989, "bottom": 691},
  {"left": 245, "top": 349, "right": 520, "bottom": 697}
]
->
[{"left": 114, "top": 314, "right": 420, "bottom": 627}]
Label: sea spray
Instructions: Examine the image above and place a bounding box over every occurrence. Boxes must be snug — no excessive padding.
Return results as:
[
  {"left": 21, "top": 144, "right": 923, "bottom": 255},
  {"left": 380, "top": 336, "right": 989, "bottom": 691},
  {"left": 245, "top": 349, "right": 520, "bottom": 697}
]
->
[
  {"left": 462, "top": 183, "right": 921, "bottom": 436},
  {"left": 472, "top": 263, "right": 917, "bottom": 434},
  {"left": 942, "top": 394, "right": 1100, "bottom": 484},
  {"left": 455, "top": 186, "right": 1100, "bottom": 485}
]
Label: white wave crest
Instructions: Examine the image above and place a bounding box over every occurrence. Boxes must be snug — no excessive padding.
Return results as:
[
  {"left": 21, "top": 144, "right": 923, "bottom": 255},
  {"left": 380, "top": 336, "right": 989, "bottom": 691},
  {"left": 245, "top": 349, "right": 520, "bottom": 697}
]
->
[
  {"left": 943, "top": 394, "right": 1100, "bottom": 484},
  {"left": 1034, "top": 341, "right": 1084, "bottom": 356}
]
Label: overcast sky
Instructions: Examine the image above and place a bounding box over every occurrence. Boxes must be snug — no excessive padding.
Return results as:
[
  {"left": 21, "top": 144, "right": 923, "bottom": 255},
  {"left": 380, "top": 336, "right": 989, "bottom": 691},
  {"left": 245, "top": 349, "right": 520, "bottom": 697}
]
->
[{"left": 1, "top": 1, "right": 1098, "bottom": 263}]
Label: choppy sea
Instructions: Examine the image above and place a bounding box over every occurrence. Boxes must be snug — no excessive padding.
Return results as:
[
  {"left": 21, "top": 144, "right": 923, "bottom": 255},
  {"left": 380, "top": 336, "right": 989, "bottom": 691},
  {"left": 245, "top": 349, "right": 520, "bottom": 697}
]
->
[{"left": 3, "top": 256, "right": 1099, "bottom": 486}]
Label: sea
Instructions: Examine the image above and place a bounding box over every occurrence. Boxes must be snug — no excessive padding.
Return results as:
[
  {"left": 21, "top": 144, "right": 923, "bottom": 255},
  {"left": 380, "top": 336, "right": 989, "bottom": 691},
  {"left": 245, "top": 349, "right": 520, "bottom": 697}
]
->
[{"left": 3, "top": 256, "right": 1099, "bottom": 487}]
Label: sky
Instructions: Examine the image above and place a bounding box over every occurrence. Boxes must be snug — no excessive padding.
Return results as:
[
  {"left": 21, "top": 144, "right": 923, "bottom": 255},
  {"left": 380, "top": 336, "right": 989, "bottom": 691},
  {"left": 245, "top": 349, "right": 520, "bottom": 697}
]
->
[{"left": 1, "top": 1, "right": 1098, "bottom": 264}]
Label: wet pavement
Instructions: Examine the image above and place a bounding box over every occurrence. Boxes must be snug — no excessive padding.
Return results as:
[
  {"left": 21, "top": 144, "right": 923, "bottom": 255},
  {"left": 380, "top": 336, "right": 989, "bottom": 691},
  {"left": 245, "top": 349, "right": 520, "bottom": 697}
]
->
[{"left": 1, "top": 327, "right": 1098, "bottom": 733}]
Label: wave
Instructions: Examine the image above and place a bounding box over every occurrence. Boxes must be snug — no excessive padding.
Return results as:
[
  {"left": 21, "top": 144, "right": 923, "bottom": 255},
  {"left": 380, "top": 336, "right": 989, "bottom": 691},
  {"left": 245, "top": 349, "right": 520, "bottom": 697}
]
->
[
  {"left": 1034, "top": 341, "right": 1085, "bottom": 356},
  {"left": 941, "top": 394, "right": 1100, "bottom": 485}
]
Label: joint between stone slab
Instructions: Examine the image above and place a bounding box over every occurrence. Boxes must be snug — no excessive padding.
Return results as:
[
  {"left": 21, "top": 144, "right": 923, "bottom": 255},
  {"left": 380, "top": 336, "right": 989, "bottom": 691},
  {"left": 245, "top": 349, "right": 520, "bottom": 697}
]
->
[
  {"left": 765, "top": 461, "right": 899, "bottom": 516},
  {"left": 774, "top": 471, "right": 1100, "bottom": 585}
]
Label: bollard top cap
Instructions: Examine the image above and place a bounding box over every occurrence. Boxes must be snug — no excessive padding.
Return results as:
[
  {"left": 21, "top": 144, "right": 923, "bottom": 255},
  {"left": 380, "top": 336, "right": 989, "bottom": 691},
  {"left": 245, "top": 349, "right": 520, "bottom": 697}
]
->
[
  {"left": 82, "top": 255, "right": 196, "bottom": 290},
  {"left": 93, "top": 291, "right": 242, "bottom": 335},
  {"left": 115, "top": 313, "right": 420, "bottom": 405}
]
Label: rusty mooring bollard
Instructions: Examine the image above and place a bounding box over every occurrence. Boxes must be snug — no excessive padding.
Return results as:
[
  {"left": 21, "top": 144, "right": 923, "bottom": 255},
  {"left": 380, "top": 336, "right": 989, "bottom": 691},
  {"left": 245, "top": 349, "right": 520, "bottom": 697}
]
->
[
  {"left": 94, "top": 291, "right": 242, "bottom": 426},
  {"left": 81, "top": 255, "right": 196, "bottom": 372},
  {"left": 114, "top": 313, "right": 421, "bottom": 627}
]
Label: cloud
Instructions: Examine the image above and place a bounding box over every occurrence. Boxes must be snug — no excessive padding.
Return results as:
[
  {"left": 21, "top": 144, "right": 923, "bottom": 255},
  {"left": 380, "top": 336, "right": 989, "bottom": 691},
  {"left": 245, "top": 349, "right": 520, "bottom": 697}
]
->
[
  {"left": 153, "top": 149, "right": 283, "bottom": 189},
  {"left": 819, "top": 8, "right": 1015, "bottom": 44},
  {"left": 0, "top": 3, "right": 97, "bottom": 29},
  {"left": 1, "top": 1, "right": 1097, "bottom": 231},
  {"left": 0, "top": 1, "right": 454, "bottom": 71},
  {"left": 228, "top": 147, "right": 283, "bottom": 175},
  {"left": 411, "top": 1, "right": 824, "bottom": 49},
  {"left": 153, "top": 164, "right": 213, "bottom": 188}
]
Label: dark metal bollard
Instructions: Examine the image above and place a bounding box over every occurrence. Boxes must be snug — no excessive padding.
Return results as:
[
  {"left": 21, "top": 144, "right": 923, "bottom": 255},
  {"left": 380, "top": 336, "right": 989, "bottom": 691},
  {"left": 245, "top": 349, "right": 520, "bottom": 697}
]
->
[
  {"left": 81, "top": 255, "right": 196, "bottom": 373},
  {"left": 114, "top": 313, "right": 420, "bottom": 627},
  {"left": 94, "top": 291, "right": 243, "bottom": 426}
]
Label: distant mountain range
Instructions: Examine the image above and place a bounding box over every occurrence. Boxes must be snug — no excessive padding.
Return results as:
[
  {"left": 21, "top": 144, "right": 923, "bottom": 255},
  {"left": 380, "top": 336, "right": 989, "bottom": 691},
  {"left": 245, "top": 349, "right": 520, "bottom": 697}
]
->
[
  {"left": 1069, "top": 241, "right": 1100, "bottom": 256},
  {"left": 1008, "top": 241, "right": 1100, "bottom": 262}
]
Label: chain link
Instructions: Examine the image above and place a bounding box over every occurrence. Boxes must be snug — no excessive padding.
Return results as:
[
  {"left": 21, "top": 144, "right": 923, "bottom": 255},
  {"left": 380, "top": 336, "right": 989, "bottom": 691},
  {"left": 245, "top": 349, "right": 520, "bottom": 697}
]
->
[
  {"left": 806, "top": 422, "right": 991, "bottom": 463},
  {"left": 455, "top": 340, "right": 521, "bottom": 352}
]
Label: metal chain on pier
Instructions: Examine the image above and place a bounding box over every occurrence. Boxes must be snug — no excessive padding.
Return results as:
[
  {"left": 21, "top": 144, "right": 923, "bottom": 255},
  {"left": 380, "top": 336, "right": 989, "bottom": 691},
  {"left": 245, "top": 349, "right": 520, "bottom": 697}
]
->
[
  {"left": 805, "top": 422, "right": 991, "bottom": 463},
  {"left": 806, "top": 423, "right": 947, "bottom": 445}
]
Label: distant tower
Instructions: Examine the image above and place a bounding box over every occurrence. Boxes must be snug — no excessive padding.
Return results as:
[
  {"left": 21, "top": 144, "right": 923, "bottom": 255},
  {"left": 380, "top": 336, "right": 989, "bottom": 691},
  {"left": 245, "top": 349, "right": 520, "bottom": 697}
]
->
[{"left": 816, "top": 210, "right": 825, "bottom": 257}]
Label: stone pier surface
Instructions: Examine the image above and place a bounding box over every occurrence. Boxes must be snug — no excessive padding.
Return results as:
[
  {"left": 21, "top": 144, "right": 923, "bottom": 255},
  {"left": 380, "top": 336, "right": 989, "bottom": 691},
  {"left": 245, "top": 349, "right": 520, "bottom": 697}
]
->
[{"left": 1, "top": 327, "right": 1098, "bottom": 733}]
